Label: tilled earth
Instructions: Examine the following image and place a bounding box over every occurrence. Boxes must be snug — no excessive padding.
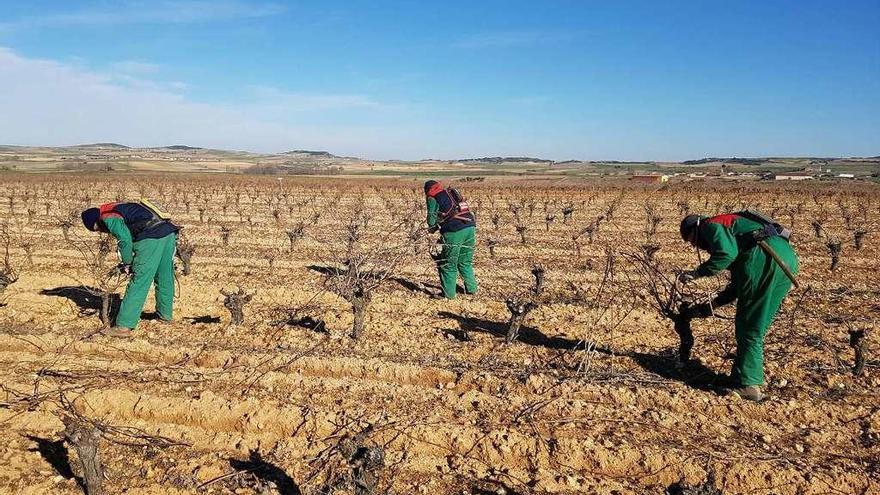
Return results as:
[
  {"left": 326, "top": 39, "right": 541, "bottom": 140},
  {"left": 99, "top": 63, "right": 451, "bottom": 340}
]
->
[{"left": 0, "top": 174, "right": 877, "bottom": 495}]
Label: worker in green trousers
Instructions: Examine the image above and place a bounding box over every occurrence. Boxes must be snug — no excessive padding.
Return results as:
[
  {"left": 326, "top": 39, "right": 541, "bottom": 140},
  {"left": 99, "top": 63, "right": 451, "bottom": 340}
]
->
[
  {"left": 424, "top": 180, "right": 478, "bottom": 299},
  {"left": 679, "top": 211, "right": 798, "bottom": 401},
  {"left": 81, "top": 201, "right": 179, "bottom": 337}
]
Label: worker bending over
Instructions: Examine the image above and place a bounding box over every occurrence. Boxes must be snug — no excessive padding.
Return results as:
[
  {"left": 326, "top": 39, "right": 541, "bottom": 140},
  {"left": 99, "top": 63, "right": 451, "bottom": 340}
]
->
[
  {"left": 81, "top": 201, "right": 179, "bottom": 337},
  {"left": 679, "top": 211, "right": 798, "bottom": 401}
]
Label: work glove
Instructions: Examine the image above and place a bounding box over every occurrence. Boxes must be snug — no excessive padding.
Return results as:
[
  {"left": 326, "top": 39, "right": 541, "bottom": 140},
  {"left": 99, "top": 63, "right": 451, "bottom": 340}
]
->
[
  {"left": 679, "top": 301, "right": 713, "bottom": 319},
  {"left": 677, "top": 270, "right": 698, "bottom": 284},
  {"left": 429, "top": 241, "right": 443, "bottom": 260},
  {"left": 115, "top": 263, "right": 133, "bottom": 275}
]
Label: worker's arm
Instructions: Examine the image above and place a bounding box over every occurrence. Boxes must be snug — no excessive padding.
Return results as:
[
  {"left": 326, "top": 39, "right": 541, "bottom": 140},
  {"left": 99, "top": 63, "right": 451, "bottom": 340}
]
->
[
  {"left": 102, "top": 216, "right": 133, "bottom": 264},
  {"left": 694, "top": 222, "right": 739, "bottom": 277},
  {"left": 426, "top": 197, "right": 440, "bottom": 232},
  {"left": 712, "top": 281, "right": 737, "bottom": 308}
]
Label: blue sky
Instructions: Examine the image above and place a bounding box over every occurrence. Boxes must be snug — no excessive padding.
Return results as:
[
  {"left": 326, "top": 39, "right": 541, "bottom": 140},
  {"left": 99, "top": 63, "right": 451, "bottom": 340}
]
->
[{"left": 0, "top": 0, "right": 878, "bottom": 160}]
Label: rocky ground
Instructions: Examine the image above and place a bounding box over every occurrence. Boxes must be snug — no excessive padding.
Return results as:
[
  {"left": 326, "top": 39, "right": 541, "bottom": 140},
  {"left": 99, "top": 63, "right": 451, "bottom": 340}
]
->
[{"left": 0, "top": 174, "right": 876, "bottom": 494}]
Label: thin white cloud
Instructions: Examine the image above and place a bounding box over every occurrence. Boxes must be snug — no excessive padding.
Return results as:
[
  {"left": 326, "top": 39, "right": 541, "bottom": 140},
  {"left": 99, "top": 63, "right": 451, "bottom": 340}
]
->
[
  {"left": 109, "top": 74, "right": 190, "bottom": 94},
  {"left": 9, "top": 46, "right": 862, "bottom": 161},
  {"left": 166, "top": 81, "right": 191, "bottom": 92},
  {"left": 0, "top": 47, "right": 406, "bottom": 156},
  {"left": 452, "top": 30, "right": 577, "bottom": 49},
  {"left": 0, "top": 1, "right": 285, "bottom": 31},
  {"left": 105, "top": 60, "right": 190, "bottom": 93}
]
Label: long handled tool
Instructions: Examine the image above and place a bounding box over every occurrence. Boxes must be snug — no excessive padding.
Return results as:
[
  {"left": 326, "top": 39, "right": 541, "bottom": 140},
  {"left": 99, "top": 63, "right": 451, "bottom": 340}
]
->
[{"left": 757, "top": 240, "right": 799, "bottom": 288}]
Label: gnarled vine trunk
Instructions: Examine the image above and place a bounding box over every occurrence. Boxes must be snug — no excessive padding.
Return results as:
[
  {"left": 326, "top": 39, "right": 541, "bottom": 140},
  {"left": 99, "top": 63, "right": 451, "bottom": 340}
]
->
[
  {"left": 504, "top": 265, "right": 545, "bottom": 344},
  {"left": 62, "top": 416, "right": 105, "bottom": 495},
  {"left": 221, "top": 288, "right": 253, "bottom": 325},
  {"left": 346, "top": 288, "right": 372, "bottom": 339}
]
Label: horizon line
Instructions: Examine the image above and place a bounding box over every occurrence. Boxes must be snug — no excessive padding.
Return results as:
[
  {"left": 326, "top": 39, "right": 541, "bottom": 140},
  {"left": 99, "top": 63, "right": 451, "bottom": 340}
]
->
[{"left": 1, "top": 142, "right": 877, "bottom": 164}]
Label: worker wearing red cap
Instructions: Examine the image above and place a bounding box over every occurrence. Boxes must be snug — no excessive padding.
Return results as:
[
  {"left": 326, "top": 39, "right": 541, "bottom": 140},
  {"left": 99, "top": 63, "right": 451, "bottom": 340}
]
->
[
  {"left": 679, "top": 211, "right": 798, "bottom": 401},
  {"left": 81, "top": 201, "right": 178, "bottom": 337},
  {"left": 424, "top": 180, "right": 477, "bottom": 299}
]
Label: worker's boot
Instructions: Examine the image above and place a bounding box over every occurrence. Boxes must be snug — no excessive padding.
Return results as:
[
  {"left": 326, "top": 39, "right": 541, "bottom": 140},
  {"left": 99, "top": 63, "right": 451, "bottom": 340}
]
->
[
  {"left": 729, "top": 385, "right": 764, "bottom": 402},
  {"left": 713, "top": 373, "right": 737, "bottom": 388},
  {"left": 101, "top": 326, "right": 133, "bottom": 338}
]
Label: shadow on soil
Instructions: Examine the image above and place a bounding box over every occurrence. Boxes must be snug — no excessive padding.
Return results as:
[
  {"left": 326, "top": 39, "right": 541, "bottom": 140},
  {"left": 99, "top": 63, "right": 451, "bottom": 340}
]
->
[
  {"left": 185, "top": 315, "right": 222, "bottom": 325},
  {"left": 306, "top": 265, "right": 443, "bottom": 297},
  {"left": 305, "top": 264, "right": 336, "bottom": 276},
  {"left": 624, "top": 350, "right": 731, "bottom": 393},
  {"left": 437, "top": 311, "right": 596, "bottom": 351},
  {"left": 439, "top": 310, "right": 730, "bottom": 394},
  {"left": 666, "top": 479, "right": 722, "bottom": 495},
  {"left": 229, "top": 450, "right": 301, "bottom": 495},
  {"left": 40, "top": 286, "right": 121, "bottom": 320},
  {"left": 26, "top": 436, "right": 84, "bottom": 491},
  {"left": 287, "top": 315, "right": 328, "bottom": 333},
  {"left": 306, "top": 265, "right": 467, "bottom": 298},
  {"left": 140, "top": 312, "right": 171, "bottom": 322},
  {"left": 390, "top": 276, "right": 440, "bottom": 297}
]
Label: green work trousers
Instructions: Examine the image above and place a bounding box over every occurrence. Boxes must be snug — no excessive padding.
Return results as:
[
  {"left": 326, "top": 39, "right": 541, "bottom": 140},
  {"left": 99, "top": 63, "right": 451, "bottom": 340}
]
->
[
  {"left": 116, "top": 233, "right": 177, "bottom": 329},
  {"left": 731, "top": 236, "right": 798, "bottom": 386},
  {"left": 437, "top": 226, "right": 477, "bottom": 299}
]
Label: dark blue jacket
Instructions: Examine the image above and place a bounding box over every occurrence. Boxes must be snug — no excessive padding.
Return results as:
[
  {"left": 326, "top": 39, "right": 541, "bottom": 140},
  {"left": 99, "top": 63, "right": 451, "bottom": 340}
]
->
[
  {"left": 100, "top": 202, "right": 178, "bottom": 242},
  {"left": 426, "top": 188, "right": 476, "bottom": 234}
]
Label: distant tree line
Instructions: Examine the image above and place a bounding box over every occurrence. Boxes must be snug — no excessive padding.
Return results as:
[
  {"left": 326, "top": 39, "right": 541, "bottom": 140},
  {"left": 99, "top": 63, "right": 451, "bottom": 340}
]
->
[
  {"left": 245, "top": 163, "right": 343, "bottom": 175},
  {"left": 457, "top": 157, "right": 554, "bottom": 164},
  {"left": 682, "top": 157, "right": 765, "bottom": 166}
]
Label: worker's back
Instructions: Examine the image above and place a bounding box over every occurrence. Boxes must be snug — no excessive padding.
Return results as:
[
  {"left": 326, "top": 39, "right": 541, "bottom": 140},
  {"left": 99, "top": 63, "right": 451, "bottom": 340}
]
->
[{"left": 100, "top": 202, "right": 178, "bottom": 241}]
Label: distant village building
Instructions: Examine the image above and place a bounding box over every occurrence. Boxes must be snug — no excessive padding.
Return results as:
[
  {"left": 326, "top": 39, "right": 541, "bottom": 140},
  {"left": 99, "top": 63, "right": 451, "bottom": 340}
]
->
[
  {"left": 837, "top": 173, "right": 855, "bottom": 179},
  {"left": 630, "top": 174, "right": 669, "bottom": 183},
  {"left": 773, "top": 172, "right": 813, "bottom": 181}
]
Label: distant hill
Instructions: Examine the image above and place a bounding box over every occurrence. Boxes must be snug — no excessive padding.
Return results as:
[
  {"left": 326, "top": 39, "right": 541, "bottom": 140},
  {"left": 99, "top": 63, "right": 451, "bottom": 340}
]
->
[
  {"left": 282, "top": 150, "right": 337, "bottom": 158},
  {"left": 682, "top": 157, "right": 768, "bottom": 166},
  {"left": 246, "top": 162, "right": 344, "bottom": 176},
  {"left": 457, "top": 157, "right": 554, "bottom": 164},
  {"left": 589, "top": 160, "right": 655, "bottom": 165},
  {"left": 163, "top": 145, "right": 203, "bottom": 151},
  {"left": 1, "top": 143, "right": 877, "bottom": 176},
  {"left": 74, "top": 143, "right": 130, "bottom": 149}
]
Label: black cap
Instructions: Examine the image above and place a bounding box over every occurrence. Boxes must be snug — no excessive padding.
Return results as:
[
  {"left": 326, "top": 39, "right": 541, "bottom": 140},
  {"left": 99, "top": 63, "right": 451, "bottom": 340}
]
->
[
  {"left": 423, "top": 180, "right": 438, "bottom": 194},
  {"left": 81, "top": 207, "right": 100, "bottom": 231},
  {"left": 680, "top": 214, "right": 703, "bottom": 241}
]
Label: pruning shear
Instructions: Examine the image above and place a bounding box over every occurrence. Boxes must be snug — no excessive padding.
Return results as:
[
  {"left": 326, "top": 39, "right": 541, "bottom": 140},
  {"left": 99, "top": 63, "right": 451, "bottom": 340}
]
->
[{"left": 108, "top": 263, "right": 132, "bottom": 278}]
